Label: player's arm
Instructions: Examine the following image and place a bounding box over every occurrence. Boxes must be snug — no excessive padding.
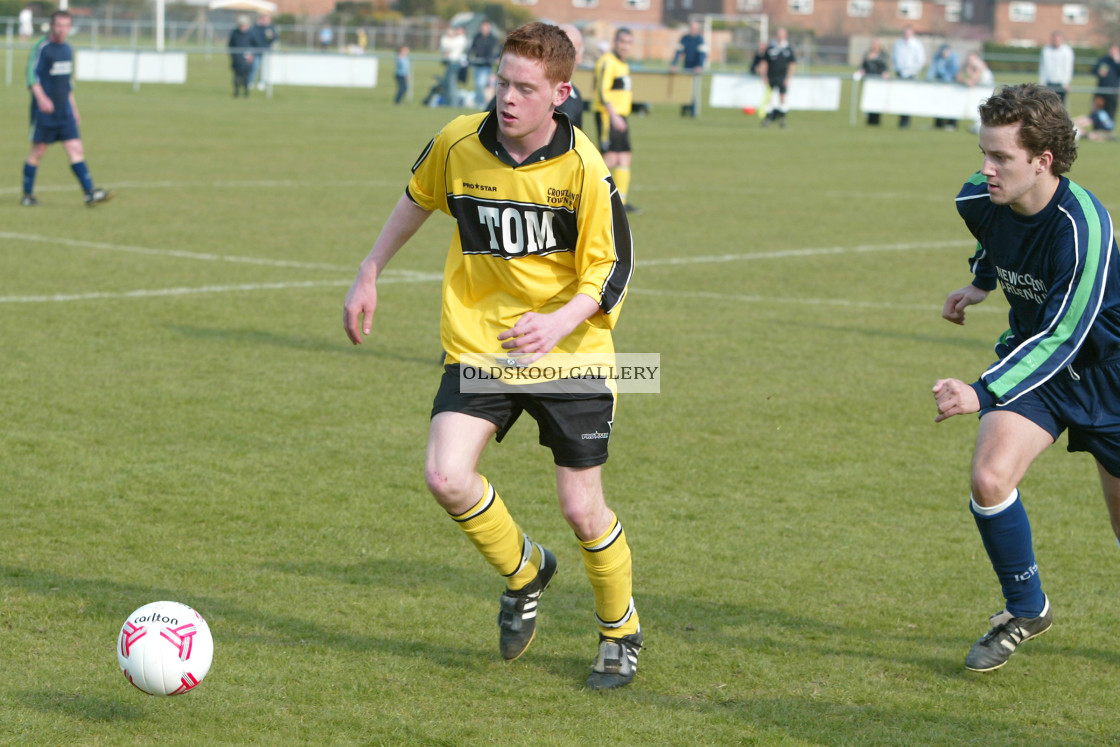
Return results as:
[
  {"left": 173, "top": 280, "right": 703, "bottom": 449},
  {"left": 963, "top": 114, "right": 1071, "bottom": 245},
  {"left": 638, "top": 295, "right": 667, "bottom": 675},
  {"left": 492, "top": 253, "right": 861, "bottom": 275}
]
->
[
  {"left": 786, "top": 60, "right": 796, "bottom": 85},
  {"left": 942, "top": 283, "right": 989, "bottom": 325},
  {"left": 932, "top": 378, "right": 980, "bottom": 422},
  {"left": 69, "top": 92, "right": 80, "bottom": 125},
  {"left": 343, "top": 194, "right": 433, "bottom": 345},
  {"left": 31, "top": 82, "right": 53, "bottom": 113},
  {"left": 497, "top": 294, "right": 602, "bottom": 363},
  {"left": 595, "top": 58, "right": 625, "bottom": 131}
]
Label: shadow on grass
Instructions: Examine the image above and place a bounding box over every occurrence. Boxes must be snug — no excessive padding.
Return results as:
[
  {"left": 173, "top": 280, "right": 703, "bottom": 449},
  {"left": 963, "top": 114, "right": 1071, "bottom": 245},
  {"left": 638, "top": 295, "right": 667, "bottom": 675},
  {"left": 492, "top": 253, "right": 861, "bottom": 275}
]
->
[
  {"left": 0, "top": 563, "right": 482, "bottom": 669},
  {"left": 13, "top": 690, "right": 146, "bottom": 722},
  {"left": 166, "top": 324, "right": 444, "bottom": 367}
]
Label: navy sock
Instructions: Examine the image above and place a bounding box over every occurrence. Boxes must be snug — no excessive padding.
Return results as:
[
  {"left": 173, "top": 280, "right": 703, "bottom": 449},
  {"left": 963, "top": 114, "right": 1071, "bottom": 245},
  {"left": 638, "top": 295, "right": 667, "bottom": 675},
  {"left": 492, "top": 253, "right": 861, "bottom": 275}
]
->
[
  {"left": 971, "top": 490, "right": 1046, "bottom": 618},
  {"left": 70, "top": 161, "right": 93, "bottom": 195},
  {"left": 23, "top": 162, "right": 36, "bottom": 196}
]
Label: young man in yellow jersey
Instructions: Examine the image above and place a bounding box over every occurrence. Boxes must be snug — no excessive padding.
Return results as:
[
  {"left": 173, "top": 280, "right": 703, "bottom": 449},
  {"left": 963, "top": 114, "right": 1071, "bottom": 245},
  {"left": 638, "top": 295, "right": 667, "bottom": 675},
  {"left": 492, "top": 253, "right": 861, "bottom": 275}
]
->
[
  {"left": 593, "top": 27, "right": 638, "bottom": 213},
  {"left": 344, "top": 22, "right": 641, "bottom": 690}
]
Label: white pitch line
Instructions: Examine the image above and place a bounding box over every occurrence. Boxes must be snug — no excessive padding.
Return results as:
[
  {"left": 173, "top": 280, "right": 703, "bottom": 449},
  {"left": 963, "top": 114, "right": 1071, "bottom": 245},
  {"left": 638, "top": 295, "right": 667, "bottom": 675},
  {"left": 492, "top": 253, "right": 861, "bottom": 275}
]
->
[
  {"left": 0, "top": 238, "right": 979, "bottom": 307},
  {"left": 0, "top": 273, "right": 443, "bottom": 304},
  {"left": 0, "top": 178, "right": 404, "bottom": 196},
  {"left": 631, "top": 287, "right": 1004, "bottom": 313},
  {"left": 1, "top": 231, "right": 360, "bottom": 272},
  {"left": 641, "top": 239, "right": 971, "bottom": 267}
]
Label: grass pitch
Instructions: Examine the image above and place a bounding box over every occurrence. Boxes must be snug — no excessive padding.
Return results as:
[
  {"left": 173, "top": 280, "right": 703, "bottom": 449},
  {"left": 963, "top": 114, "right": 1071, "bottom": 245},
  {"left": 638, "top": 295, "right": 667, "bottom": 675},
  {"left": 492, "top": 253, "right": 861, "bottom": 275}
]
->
[{"left": 3, "top": 55, "right": 1120, "bottom": 744}]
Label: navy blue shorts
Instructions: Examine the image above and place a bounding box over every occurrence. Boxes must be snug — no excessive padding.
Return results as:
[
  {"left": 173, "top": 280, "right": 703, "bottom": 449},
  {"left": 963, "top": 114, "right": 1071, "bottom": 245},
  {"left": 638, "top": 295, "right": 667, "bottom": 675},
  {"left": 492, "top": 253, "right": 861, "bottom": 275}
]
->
[
  {"left": 431, "top": 364, "right": 615, "bottom": 468},
  {"left": 981, "top": 358, "right": 1120, "bottom": 477},
  {"left": 31, "top": 115, "right": 80, "bottom": 145}
]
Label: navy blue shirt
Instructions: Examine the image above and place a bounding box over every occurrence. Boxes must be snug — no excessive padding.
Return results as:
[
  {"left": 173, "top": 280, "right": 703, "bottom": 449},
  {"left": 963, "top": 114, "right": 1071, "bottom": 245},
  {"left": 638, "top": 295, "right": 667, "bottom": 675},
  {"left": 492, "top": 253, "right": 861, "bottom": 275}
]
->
[
  {"left": 27, "top": 36, "right": 73, "bottom": 125},
  {"left": 672, "top": 33, "right": 707, "bottom": 69},
  {"left": 957, "top": 173, "right": 1120, "bottom": 408},
  {"left": 1095, "top": 55, "right": 1120, "bottom": 91}
]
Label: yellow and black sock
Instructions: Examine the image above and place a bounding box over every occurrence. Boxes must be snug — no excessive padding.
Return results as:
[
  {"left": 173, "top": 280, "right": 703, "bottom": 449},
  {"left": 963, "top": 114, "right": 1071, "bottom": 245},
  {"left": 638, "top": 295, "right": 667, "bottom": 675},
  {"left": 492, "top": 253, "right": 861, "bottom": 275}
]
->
[
  {"left": 611, "top": 167, "right": 631, "bottom": 205},
  {"left": 451, "top": 476, "right": 540, "bottom": 590},
  {"left": 579, "top": 513, "right": 639, "bottom": 637}
]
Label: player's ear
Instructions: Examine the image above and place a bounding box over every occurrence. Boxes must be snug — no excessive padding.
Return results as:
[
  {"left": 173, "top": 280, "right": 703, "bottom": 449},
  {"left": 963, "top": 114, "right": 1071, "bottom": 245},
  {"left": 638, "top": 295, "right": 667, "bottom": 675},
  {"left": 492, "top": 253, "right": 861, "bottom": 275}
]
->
[
  {"left": 553, "top": 81, "right": 572, "bottom": 107},
  {"left": 1035, "top": 150, "right": 1054, "bottom": 174}
]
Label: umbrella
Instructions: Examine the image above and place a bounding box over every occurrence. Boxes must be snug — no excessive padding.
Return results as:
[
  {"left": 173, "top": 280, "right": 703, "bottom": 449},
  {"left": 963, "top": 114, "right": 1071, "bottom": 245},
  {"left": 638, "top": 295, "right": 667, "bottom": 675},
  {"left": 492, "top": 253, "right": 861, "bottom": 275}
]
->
[{"left": 207, "top": 0, "right": 278, "bottom": 12}]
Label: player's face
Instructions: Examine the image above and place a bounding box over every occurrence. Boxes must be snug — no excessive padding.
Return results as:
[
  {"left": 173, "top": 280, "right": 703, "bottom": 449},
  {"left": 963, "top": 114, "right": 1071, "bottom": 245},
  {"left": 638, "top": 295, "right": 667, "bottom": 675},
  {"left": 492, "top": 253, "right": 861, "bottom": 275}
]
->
[
  {"left": 494, "top": 53, "right": 569, "bottom": 145},
  {"left": 49, "top": 16, "right": 71, "bottom": 43},
  {"left": 978, "top": 123, "right": 1052, "bottom": 214},
  {"left": 614, "top": 33, "right": 633, "bottom": 61}
]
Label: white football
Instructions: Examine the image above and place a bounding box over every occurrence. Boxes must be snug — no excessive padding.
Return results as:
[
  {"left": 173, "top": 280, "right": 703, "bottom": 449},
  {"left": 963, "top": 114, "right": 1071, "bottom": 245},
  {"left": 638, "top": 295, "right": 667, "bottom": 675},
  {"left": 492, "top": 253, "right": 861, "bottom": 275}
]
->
[{"left": 117, "top": 601, "right": 214, "bottom": 696}]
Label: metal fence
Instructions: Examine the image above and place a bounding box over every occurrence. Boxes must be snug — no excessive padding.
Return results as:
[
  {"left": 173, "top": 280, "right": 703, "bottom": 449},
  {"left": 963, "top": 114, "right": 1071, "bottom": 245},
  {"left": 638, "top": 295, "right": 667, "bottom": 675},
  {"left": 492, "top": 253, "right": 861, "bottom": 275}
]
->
[{"left": 1, "top": 15, "right": 443, "bottom": 54}]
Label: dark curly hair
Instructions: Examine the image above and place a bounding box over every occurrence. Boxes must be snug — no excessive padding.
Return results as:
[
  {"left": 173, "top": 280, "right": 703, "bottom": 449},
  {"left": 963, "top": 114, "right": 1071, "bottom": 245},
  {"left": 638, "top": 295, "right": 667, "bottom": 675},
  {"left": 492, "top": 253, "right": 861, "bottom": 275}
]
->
[{"left": 979, "top": 83, "right": 1077, "bottom": 175}]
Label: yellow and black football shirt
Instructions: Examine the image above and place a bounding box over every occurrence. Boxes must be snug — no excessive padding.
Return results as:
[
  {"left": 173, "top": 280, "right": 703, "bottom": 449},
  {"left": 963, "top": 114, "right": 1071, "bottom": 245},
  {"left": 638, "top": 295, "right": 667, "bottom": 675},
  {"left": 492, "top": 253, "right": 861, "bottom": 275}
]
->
[
  {"left": 406, "top": 110, "right": 634, "bottom": 367},
  {"left": 593, "top": 51, "right": 632, "bottom": 118}
]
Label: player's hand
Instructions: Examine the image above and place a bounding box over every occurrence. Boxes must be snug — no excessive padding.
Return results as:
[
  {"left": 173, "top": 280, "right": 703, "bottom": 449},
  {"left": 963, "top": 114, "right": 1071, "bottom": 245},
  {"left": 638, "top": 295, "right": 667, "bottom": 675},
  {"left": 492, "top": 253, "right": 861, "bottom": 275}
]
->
[
  {"left": 497, "top": 311, "right": 568, "bottom": 365},
  {"left": 611, "top": 112, "right": 627, "bottom": 132},
  {"left": 343, "top": 270, "right": 378, "bottom": 345},
  {"left": 38, "top": 98, "right": 54, "bottom": 114},
  {"left": 932, "top": 378, "right": 980, "bottom": 422},
  {"left": 942, "top": 285, "right": 989, "bottom": 325}
]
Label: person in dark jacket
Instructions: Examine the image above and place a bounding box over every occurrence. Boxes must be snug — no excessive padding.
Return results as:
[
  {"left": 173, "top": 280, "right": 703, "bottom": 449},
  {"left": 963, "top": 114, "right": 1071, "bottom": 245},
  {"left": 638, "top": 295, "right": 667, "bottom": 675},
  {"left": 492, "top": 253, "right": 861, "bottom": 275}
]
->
[
  {"left": 228, "top": 16, "right": 254, "bottom": 98},
  {"left": 248, "top": 14, "right": 276, "bottom": 91},
  {"left": 857, "top": 38, "right": 890, "bottom": 125},
  {"left": 468, "top": 20, "right": 500, "bottom": 108}
]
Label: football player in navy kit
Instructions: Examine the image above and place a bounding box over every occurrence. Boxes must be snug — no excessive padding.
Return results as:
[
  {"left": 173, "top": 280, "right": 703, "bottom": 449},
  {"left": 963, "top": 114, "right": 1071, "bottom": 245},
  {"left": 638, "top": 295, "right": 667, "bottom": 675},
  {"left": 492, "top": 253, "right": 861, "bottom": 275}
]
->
[
  {"left": 934, "top": 84, "right": 1120, "bottom": 673},
  {"left": 22, "top": 11, "right": 112, "bottom": 207}
]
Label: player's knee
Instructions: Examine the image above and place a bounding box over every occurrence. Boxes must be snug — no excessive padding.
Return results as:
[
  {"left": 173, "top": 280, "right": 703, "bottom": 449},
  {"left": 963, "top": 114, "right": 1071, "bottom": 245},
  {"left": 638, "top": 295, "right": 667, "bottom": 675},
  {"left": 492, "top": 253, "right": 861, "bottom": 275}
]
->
[
  {"left": 423, "top": 464, "right": 473, "bottom": 508},
  {"left": 558, "top": 497, "right": 610, "bottom": 540},
  {"left": 970, "top": 467, "right": 1016, "bottom": 507}
]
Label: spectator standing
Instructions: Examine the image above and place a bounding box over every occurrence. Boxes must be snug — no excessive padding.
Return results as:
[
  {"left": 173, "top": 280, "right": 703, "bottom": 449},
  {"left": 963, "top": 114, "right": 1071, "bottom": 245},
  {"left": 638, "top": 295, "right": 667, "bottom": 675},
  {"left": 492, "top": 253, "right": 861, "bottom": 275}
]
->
[
  {"left": 1039, "top": 31, "right": 1074, "bottom": 105},
  {"left": 318, "top": 26, "right": 333, "bottom": 51},
  {"left": 928, "top": 44, "right": 960, "bottom": 129},
  {"left": 892, "top": 27, "right": 925, "bottom": 128},
  {"left": 394, "top": 45, "right": 411, "bottom": 105},
  {"left": 760, "top": 27, "right": 796, "bottom": 128},
  {"left": 439, "top": 26, "right": 467, "bottom": 107},
  {"left": 18, "top": 5, "right": 33, "bottom": 40},
  {"left": 1094, "top": 45, "right": 1120, "bottom": 122},
  {"left": 248, "top": 14, "right": 276, "bottom": 91},
  {"left": 671, "top": 20, "right": 707, "bottom": 116},
  {"left": 468, "top": 20, "right": 500, "bottom": 109},
  {"left": 856, "top": 38, "right": 890, "bottom": 125},
  {"left": 229, "top": 16, "right": 255, "bottom": 98}
]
